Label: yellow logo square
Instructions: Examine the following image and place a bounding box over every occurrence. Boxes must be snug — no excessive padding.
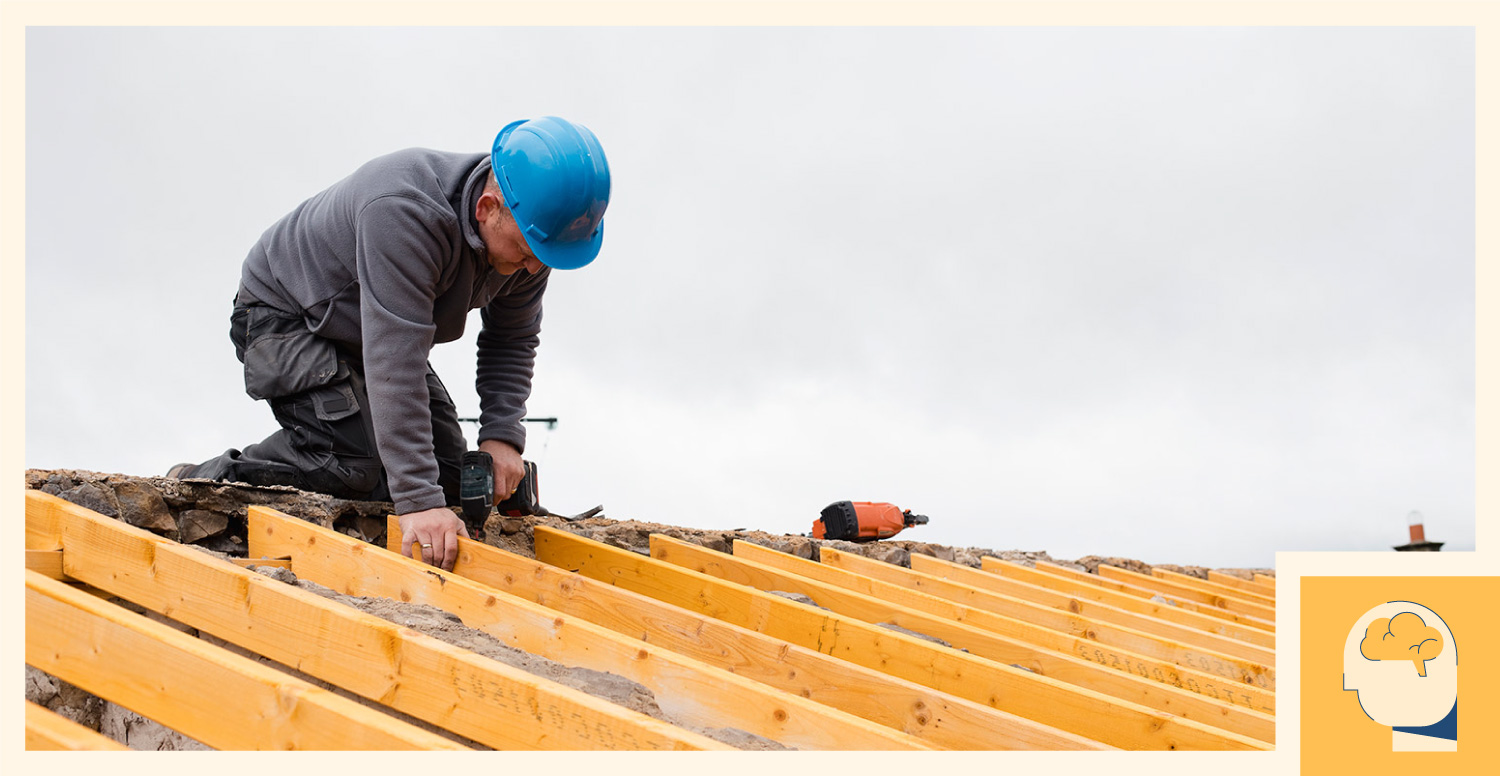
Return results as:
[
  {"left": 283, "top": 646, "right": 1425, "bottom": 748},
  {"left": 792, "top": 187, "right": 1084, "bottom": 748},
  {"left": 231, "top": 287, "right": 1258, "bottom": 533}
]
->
[{"left": 1302, "top": 576, "right": 1499, "bottom": 773}]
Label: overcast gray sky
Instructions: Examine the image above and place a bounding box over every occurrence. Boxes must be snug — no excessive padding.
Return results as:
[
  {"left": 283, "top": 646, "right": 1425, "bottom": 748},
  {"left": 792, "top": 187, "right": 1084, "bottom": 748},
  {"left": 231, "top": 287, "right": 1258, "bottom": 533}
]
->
[{"left": 24, "top": 26, "right": 1474, "bottom": 567}]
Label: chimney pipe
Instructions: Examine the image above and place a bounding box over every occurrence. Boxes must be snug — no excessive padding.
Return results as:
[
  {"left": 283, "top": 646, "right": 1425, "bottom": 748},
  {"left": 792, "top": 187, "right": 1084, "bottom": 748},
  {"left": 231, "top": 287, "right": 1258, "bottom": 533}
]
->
[{"left": 1407, "top": 510, "right": 1426, "bottom": 544}]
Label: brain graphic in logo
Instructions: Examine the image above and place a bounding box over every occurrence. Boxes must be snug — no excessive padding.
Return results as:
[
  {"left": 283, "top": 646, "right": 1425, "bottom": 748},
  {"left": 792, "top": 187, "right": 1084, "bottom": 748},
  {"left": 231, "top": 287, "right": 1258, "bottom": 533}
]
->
[{"left": 1360, "top": 611, "right": 1445, "bottom": 677}]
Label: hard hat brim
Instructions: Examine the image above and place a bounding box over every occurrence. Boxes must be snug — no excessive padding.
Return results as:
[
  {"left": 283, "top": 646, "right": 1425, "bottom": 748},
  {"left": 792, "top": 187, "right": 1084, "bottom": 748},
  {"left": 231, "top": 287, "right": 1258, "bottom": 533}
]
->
[{"left": 525, "top": 222, "right": 603, "bottom": 271}]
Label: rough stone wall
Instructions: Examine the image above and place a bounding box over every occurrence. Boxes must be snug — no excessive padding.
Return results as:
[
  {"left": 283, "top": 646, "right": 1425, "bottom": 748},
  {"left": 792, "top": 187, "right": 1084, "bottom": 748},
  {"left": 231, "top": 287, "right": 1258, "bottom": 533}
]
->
[
  {"left": 25, "top": 468, "right": 1274, "bottom": 579},
  {"left": 28, "top": 469, "right": 398, "bottom": 553}
]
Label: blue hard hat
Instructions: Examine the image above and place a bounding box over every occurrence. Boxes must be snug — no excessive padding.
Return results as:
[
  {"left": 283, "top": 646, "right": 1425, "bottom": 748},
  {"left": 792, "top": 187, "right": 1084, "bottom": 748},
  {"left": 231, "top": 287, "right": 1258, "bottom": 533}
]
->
[{"left": 491, "top": 117, "right": 611, "bottom": 270}]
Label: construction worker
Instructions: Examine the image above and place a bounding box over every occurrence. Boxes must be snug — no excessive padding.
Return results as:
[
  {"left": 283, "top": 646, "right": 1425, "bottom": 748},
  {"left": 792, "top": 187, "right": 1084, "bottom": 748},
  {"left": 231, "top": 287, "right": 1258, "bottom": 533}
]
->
[{"left": 171, "top": 117, "right": 610, "bottom": 571}]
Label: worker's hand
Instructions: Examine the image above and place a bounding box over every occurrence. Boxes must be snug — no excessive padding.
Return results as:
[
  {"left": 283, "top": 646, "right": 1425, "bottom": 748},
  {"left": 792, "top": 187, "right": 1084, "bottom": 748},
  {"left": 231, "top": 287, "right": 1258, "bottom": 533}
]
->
[
  {"left": 479, "top": 438, "right": 526, "bottom": 502},
  {"left": 398, "top": 507, "right": 469, "bottom": 571}
]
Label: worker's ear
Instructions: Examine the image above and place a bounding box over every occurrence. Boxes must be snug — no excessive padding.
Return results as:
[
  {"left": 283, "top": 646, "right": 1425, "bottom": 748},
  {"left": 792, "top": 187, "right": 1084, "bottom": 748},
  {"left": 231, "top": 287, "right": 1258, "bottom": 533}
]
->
[{"left": 475, "top": 190, "right": 500, "bottom": 224}]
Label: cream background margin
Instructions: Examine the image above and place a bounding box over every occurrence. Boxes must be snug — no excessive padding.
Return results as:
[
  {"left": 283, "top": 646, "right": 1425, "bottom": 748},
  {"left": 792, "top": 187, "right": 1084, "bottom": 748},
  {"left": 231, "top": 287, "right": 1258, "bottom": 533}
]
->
[{"left": 1, "top": 2, "right": 1493, "bottom": 776}]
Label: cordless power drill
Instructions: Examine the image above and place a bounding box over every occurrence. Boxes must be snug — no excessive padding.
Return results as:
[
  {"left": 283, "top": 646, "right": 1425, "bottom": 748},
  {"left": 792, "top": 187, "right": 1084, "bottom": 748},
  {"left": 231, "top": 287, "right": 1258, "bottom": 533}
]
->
[{"left": 459, "top": 451, "right": 540, "bottom": 534}]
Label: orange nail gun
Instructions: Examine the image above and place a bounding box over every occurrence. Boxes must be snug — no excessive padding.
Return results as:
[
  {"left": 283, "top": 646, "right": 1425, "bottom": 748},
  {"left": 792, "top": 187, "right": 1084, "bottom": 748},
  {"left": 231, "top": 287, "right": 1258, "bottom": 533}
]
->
[{"left": 812, "top": 501, "right": 929, "bottom": 542}]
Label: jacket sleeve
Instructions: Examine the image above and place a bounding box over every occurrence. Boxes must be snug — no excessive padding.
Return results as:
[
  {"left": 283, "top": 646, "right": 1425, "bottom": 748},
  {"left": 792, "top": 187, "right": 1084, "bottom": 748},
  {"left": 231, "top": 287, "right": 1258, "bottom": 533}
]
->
[
  {"left": 476, "top": 268, "right": 549, "bottom": 453},
  {"left": 353, "top": 194, "right": 451, "bottom": 516}
]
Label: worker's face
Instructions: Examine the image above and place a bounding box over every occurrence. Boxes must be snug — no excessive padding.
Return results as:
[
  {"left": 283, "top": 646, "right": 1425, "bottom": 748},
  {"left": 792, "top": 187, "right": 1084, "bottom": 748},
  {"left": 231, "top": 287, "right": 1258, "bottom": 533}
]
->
[{"left": 477, "top": 191, "right": 544, "bottom": 276}]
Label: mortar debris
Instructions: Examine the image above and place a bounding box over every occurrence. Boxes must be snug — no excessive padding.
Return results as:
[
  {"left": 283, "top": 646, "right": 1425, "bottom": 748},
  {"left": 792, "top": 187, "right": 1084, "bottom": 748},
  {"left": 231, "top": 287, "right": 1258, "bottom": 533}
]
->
[
  {"left": 875, "top": 622, "right": 967, "bottom": 652},
  {"left": 250, "top": 566, "right": 790, "bottom": 750}
]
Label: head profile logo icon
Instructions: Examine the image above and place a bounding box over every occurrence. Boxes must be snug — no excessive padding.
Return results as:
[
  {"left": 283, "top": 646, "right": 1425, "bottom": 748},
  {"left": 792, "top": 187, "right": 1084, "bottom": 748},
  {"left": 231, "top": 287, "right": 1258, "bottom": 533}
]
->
[{"left": 1343, "top": 601, "right": 1458, "bottom": 752}]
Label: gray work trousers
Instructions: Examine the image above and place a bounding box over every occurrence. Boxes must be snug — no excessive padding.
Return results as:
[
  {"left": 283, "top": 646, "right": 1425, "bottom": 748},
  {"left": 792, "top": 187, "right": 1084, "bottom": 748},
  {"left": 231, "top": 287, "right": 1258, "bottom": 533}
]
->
[{"left": 186, "top": 300, "right": 466, "bottom": 506}]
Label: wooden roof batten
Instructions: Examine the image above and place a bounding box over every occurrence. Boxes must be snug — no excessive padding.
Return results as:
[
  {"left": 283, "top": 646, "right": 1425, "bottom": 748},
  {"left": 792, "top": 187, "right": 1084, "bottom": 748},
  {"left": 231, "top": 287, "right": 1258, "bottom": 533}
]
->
[
  {"left": 534, "top": 526, "right": 1270, "bottom": 751},
  {"left": 22, "top": 486, "right": 1276, "bottom": 751},
  {"left": 380, "top": 515, "right": 1105, "bottom": 750},
  {"left": 25, "top": 490, "right": 728, "bottom": 751}
]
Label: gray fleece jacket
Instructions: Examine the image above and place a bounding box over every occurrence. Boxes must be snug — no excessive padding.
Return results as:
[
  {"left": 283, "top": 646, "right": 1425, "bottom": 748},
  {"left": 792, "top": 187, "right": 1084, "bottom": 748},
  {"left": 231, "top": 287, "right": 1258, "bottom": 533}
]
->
[{"left": 237, "top": 148, "right": 548, "bottom": 515}]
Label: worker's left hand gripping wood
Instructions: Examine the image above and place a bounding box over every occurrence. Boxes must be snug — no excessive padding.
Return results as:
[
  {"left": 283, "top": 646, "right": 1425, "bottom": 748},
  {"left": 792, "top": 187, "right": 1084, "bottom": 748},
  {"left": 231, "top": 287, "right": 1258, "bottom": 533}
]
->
[
  {"left": 26, "top": 701, "right": 130, "bottom": 751},
  {"left": 25, "top": 569, "right": 466, "bottom": 750},
  {"left": 534, "top": 526, "right": 1268, "bottom": 751},
  {"left": 247, "top": 507, "right": 929, "bottom": 751},
  {"left": 23, "top": 490, "right": 727, "bottom": 751}
]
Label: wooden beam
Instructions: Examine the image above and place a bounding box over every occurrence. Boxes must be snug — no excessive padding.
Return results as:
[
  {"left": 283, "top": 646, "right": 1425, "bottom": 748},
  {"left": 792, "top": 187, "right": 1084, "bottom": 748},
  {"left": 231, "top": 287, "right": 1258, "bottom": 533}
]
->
[
  {"left": 25, "top": 490, "right": 729, "bottom": 751},
  {"left": 1030, "top": 561, "right": 1275, "bottom": 632},
  {"left": 1154, "top": 568, "right": 1276, "bottom": 607},
  {"left": 904, "top": 554, "right": 1276, "bottom": 678},
  {"left": 1099, "top": 565, "right": 1276, "bottom": 621},
  {"left": 535, "top": 526, "right": 1267, "bottom": 751},
  {"left": 978, "top": 558, "right": 1275, "bottom": 647},
  {"left": 231, "top": 557, "right": 293, "bottom": 570},
  {"left": 390, "top": 518, "right": 1108, "bottom": 751},
  {"left": 24, "top": 547, "right": 120, "bottom": 598},
  {"left": 247, "top": 508, "right": 930, "bottom": 752},
  {"left": 798, "top": 545, "right": 1276, "bottom": 716},
  {"left": 1254, "top": 574, "right": 1277, "bottom": 588},
  {"left": 26, "top": 701, "right": 130, "bottom": 751},
  {"left": 26, "top": 548, "right": 65, "bottom": 579},
  {"left": 26, "top": 569, "right": 466, "bottom": 750},
  {"left": 717, "top": 540, "right": 1273, "bottom": 740},
  {"left": 26, "top": 491, "right": 65, "bottom": 550},
  {"left": 1207, "top": 571, "right": 1276, "bottom": 599}
]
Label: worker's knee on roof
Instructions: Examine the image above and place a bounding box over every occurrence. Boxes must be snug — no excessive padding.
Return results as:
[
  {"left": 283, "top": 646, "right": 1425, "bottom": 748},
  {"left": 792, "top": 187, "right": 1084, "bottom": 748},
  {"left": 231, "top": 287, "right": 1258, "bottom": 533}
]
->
[{"left": 300, "top": 459, "right": 385, "bottom": 500}]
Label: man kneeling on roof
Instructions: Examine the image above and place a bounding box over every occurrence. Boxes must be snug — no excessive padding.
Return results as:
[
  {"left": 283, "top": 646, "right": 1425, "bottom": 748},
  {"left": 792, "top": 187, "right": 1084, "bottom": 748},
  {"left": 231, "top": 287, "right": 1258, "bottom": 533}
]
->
[{"left": 171, "top": 117, "right": 611, "bottom": 572}]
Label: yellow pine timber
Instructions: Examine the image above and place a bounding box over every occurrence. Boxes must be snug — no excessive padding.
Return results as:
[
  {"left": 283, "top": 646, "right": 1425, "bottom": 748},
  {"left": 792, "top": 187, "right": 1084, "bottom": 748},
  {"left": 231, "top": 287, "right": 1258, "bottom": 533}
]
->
[
  {"left": 382, "top": 518, "right": 1103, "bottom": 751},
  {"left": 902, "top": 554, "right": 1275, "bottom": 682},
  {"left": 24, "top": 547, "right": 116, "bottom": 598},
  {"left": 1099, "top": 565, "right": 1275, "bottom": 621},
  {"left": 26, "top": 548, "right": 65, "bottom": 579},
  {"left": 535, "top": 526, "right": 1266, "bottom": 750},
  {"left": 1031, "top": 561, "right": 1275, "bottom": 633},
  {"left": 232, "top": 557, "right": 293, "bottom": 570},
  {"left": 249, "top": 509, "right": 928, "bottom": 752},
  {"left": 26, "top": 569, "right": 466, "bottom": 751},
  {"left": 909, "top": 553, "right": 1273, "bottom": 668},
  {"left": 800, "top": 546, "right": 1276, "bottom": 715},
  {"left": 26, "top": 702, "right": 130, "bottom": 751},
  {"left": 25, "top": 490, "right": 728, "bottom": 751},
  {"left": 1254, "top": 574, "right": 1276, "bottom": 588},
  {"left": 26, "top": 492, "right": 65, "bottom": 550},
  {"left": 719, "top": 540, "right": 1274, "bottom": 739},
  {"left": 1207, "top": 571, "right": 1276, "bottom": 599},
  {"left": 1153, "top": 568, "right": 1276, "bottom": 607},
  {"left": 978, "top": 557, "right": 1275, "bottom": 648}
]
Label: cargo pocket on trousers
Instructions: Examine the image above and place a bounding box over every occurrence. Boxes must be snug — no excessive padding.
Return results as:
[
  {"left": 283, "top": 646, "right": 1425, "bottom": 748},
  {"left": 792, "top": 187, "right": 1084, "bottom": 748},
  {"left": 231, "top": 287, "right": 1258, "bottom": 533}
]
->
[
  {"left": 243, "top": 329, "right": 340, "bottom": 401},
  {"left": 312, "top": 381, "right": 374, "bottom": 459}
]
